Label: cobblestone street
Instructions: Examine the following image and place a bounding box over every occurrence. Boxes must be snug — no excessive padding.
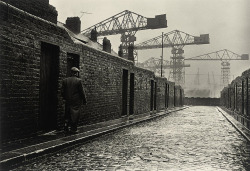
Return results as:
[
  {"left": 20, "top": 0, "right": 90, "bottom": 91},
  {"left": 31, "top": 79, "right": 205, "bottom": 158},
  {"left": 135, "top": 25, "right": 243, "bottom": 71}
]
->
[{"left": 13, "top": 106, "right": 250, "bottom": 171}]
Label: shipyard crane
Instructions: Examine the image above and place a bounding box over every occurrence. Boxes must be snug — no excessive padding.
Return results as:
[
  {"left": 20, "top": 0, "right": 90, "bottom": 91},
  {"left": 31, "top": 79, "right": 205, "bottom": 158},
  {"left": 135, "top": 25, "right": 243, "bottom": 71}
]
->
[
  {"left": 137, "top": 57, "right": 171, "bottom": 76},
  {"left": 212, "top": 72, "right": 218, "bottom": 97},
  {"left": 135, "top": 30, "right": 209, "bottom": 85},
  {"left": 194, "top": 68, "right": 200, "bottom": 85},
  {"left": 185, "top": 49, "right": 249, "bottom": 88},
  {"left": 81, "top": 10, "right": 167, "bottom": 58}
]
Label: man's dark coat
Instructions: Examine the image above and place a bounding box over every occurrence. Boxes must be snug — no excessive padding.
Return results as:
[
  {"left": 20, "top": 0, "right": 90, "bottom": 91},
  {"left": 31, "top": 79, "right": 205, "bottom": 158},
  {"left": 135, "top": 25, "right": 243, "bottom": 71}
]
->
[{"left": 62, "top": 76, "right": 86, "bottom": 123}]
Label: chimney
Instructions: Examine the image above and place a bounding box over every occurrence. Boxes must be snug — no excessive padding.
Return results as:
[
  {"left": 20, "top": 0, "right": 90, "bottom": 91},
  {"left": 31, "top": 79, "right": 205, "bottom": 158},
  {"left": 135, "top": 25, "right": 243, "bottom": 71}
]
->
[
  {"left": 66, "top": 17, "right": 81, "bottom": 34},
  {"left": 103, "top": 37, "right": 108, "bottom": 52},
  {"left": 90, "top": 27, "right": 98, "bottom": 42},
  {"left": 118, "top": 45, "right": 123, "bottom": 57},
  {"left": 1, "top": 0, "right": 57, "bottom": 23},
  {"left": 103, "top": 37, "right": 111, "bottom": 53},
  {"left": 107, "top": 39, "right": 111, "bottom": 53},
  {"left": 128, "top": 45, "right": 134, "bottom": 62}
]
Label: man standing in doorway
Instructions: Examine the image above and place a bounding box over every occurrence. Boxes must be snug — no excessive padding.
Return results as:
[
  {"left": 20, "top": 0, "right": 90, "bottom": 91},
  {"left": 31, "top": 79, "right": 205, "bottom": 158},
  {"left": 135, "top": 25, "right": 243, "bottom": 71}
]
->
[{"left": 62, "top": 67, "right": 87, "bottom": 134}]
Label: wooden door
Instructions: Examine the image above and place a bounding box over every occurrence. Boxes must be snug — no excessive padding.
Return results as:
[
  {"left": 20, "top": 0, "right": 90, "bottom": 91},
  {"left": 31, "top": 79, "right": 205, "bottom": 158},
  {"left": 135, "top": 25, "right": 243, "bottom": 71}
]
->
[{"left": 39, "top": 42, "right": 59, "bottom": 131}]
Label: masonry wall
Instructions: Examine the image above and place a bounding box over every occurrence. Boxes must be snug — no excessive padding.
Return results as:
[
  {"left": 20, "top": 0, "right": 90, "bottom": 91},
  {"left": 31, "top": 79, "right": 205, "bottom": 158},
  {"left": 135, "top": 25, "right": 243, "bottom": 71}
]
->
[
  {"left": 220, "top": 69, "right": 250, "bottom": 129},
  {"left": 0, "top": 2, "right": 184, "bottom": 142},
  {"left": 134, "top": 67, "right": 155, "bottom": 115},
  {"left": 155, "top": 77, "right": 167, "bottom": 111},
  {"left": 168, "top": 81, "right": 175, "bottom": 108},
  {"left": 1, "top": 0, "right": 57, "bottom": 23},
  {"left": 184, "top": 97, "right": 220, "bottom": 106},
  {"left": 174, "top": 85, "right": 181, "bottom": 107},
  {"left": 0, "top": 1, "right": 80, "bottom": 140},
  {"left": 80, "top": 46, "right": 134, "bottom": 125}
]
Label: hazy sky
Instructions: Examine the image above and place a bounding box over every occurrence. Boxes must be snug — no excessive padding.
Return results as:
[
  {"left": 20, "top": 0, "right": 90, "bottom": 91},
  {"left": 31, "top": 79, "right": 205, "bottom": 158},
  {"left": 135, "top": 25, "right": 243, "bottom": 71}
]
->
[{"left": 50, "top": 0, "right": 250, "bottom": 94}]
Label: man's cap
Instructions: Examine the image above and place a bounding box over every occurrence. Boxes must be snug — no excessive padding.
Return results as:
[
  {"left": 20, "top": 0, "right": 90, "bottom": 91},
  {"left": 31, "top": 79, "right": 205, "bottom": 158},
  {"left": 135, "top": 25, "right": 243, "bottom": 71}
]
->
[{"left": 71, "top": 67, "right": 80, "bottom": 72}]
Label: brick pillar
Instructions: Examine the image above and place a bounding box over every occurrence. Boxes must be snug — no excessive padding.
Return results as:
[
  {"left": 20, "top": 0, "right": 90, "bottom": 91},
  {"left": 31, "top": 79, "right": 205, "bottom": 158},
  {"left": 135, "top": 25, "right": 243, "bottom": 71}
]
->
[{"left": 66, "top": 17, "right": 81, "bottom": 34}]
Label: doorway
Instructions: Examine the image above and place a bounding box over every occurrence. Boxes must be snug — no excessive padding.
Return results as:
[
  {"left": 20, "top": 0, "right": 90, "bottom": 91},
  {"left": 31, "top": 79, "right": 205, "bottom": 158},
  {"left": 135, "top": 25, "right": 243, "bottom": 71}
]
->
[
  {"left": 247, "top": 78, "right": 249, "bottom": 116},
  {"left": 39, "top": 42, "right": 59, "bottom": 131},
  {"left": 122, "top": 69, "right": 128, "bottom": 116},
  {"left": 67, "top": 53, "right": 80, "bottom": 77},
  {"left": 174, "top": 86, "right": 176, "bottom": 107},
  {"left": 129, "top": 73, "right": 135, "bottom": 115},
  {"left": 150, "top": 80, "right": 154, "bottom": 111},
  {"left": 242, "top": 80, "right": 244, "bottom": 114},
  {"left": 154, "top": 82, "right": 157, "bottom": 110},
  {"left": 167, "top": 83, "right": 170, "bottom": 108},
  {"left": 180, "top": 89, "right": 182, "bottom": 106},
  {"left": 165, "top": 83, "right": 168, "bottom": 108}
]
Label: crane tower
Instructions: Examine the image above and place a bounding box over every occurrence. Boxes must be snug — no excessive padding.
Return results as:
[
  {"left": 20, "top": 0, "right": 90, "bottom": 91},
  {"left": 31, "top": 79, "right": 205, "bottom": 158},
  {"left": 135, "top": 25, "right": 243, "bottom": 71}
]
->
[
  {"left": 137, "top": 57, "right": 171, "bottom": 76},
  {"left": 81, "top": 10, "right": 167, "bottom": 59},
  {"left": 185, "top": 49, "right": 249, "bottom": 87},
  {"left": 135, "top": 30, "right": 209, "bottom": 85}
]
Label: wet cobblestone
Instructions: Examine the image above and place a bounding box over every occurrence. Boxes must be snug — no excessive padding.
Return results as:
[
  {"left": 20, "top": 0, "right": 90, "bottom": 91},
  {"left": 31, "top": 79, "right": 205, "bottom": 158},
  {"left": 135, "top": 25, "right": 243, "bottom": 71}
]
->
[{"left": 12, "top": 106, "right": 250, "bottom": 170}]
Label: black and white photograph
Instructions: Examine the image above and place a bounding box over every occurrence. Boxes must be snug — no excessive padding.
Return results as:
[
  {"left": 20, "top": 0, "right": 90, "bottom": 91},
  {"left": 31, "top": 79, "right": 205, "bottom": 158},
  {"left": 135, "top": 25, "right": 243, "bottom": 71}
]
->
[{"left": 0, "top": 0, "right": 250, "bottom": 170}]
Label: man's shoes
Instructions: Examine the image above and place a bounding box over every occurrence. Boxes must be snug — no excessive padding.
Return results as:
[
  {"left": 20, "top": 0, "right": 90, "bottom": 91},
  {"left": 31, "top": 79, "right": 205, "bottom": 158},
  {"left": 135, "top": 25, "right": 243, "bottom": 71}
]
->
[{"left": 64, "top": 127, "right": 70, "bottom": 135}]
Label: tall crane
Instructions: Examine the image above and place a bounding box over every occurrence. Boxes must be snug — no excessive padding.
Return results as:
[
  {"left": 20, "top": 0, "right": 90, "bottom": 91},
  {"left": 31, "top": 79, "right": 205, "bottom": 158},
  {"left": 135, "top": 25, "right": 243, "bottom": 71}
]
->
[
  {"left": 212, "top": 72, "right": 217, "bottom": 97},
  {"left": 194, "top": 68, "right": 200, "bottom": 86},
  {"left": 137, "top": 57, "right": 171, "bottom": 77},
  {"left": 135, "top": 30, "right": 209, "bottom": 85},
  {"left": 185, "top": 49, "right": 249, "bottom": 87},
  {"left": 81, "top": 10, "right": 167, "bottom": 58}
]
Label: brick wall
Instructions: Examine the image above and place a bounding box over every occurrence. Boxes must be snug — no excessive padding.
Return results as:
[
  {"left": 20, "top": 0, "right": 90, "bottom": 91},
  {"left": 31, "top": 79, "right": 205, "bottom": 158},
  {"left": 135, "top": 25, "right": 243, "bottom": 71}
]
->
[
  {"left": 0, "top": 2, "right": 184, "bottom": 142},
  {"left": 1, "top": 0, "right": 57, "bottom": 23},
  {"left": 174, "top": 85, "right": 181, "bottom": 107},
  {"left": 220, "top": 68, "right": 250, "bottom": 129},
  {"left": 155, "top": 77, "right": 168, "bottom": 111},
  {"left": 242, "top": 70, "right": 250, "bottom": 116},
  {"left": 134, "top": 67, "right": 154, "bottom": 115},
  {"left": 168, "top": 81, "right": 175, "bottom": 108},
  {"left": 0, "top": 1, "right": 72, "bottom": 141},
  {"left": 79, "top": 47, "right": 134, "bottom": 125},
  {"left": 185, "top": 97, "right": 220, "bottom": 106}
]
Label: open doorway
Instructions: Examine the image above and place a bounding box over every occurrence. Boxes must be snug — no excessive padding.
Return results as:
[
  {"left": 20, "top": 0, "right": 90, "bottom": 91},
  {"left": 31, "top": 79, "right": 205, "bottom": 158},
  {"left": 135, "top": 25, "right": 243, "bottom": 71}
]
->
[
  {"left": 122, "top": 69, "right": 128, "bottom": 116},
  {"left": 154, "top": 81, "right": 157, "bottom": 110},
  {"left": 174, "top": 86, "right": 176, "bottom": 107},
  {"left": 165, "top": 83, "right": 168, "bottom": 108},
  {"left": 67, "top": 53, "right": 80, "bottom": 77},
  {"left": 129, "top": 73, "right": 135, "bottom": 115},
  {"left": 150, "top": 80, "right": 154, "bottom": 111},
  {"left": 39, "top": 42, "right": 59, "bottom": 131}
]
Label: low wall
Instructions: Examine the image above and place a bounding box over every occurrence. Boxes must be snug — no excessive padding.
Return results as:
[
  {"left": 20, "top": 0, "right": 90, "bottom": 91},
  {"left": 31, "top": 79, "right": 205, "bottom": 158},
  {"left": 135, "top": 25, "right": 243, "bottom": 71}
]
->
[
  {"left": 184, "top": 97, "right": 220, "bottom": 106},
  {"left": 220, "top": 69, "right": 250, "bottom": 129}
]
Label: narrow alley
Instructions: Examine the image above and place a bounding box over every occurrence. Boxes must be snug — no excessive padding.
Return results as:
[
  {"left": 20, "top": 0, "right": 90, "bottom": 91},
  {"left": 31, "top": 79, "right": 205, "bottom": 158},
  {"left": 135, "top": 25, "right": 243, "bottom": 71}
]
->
[{"left": 13, "top": 106, "right": 250, "bottom": 171}]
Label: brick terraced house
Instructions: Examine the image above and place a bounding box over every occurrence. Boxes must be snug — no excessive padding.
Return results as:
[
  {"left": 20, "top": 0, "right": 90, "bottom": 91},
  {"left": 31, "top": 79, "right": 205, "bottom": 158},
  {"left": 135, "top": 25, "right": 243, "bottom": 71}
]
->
[{"left": 0, "top": 0, "right": 184, "bottom": 143}]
